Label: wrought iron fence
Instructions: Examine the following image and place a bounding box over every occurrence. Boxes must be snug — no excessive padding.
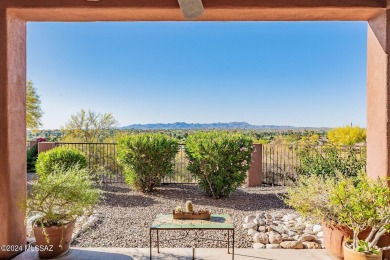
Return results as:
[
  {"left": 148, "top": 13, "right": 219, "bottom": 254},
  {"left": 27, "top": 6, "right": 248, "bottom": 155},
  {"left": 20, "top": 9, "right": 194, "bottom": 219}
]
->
[
  {"left": 54, "top": 142, "right": 367, "bottom": 186},
  {"left": 162, "top": 144, "right": 196, "bottom": 184},
  {"left": 262, "top": 144, "right": 367, "bottom": 186},
  {"left": 55, "top": 142, "right": 196, "bottom": 184}
]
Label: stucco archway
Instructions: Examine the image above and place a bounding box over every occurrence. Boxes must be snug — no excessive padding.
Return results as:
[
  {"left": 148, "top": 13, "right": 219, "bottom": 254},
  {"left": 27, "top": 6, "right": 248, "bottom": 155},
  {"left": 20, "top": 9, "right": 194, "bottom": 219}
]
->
[{"left": 1, "top": 1, "right": 389, "bottom": 258}]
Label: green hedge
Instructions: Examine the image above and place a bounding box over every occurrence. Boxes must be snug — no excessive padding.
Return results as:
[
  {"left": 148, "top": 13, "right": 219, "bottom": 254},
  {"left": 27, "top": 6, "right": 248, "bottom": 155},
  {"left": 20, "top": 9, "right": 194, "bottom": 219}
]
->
[
  {"left": 117, "top": 133, "right": 179, "bottom": 192},
  {"left": 27, "top": 144, "right": 39, "bottom": 173},
  {"left": 296, "top": 145, "right": 366, "bottom": 178},
  {"left": 36, "top": 147, "right": 88, "bottom": 177},
  {"left": 185, "top": 131, "right": 254, "bottom": 199}
]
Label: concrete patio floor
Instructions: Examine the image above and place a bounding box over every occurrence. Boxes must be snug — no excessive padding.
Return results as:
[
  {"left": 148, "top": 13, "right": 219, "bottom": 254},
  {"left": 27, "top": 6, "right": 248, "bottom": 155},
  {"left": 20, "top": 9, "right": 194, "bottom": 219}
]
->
[{"left": 14, "top": 247, "right": 334, "bottom": 260}]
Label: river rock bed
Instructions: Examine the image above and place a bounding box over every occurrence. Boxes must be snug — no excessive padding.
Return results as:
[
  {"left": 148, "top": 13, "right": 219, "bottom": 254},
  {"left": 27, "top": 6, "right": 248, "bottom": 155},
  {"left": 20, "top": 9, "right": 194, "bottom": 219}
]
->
[{"left": 243, "top": 212, "right": 324, "bottom": 249}]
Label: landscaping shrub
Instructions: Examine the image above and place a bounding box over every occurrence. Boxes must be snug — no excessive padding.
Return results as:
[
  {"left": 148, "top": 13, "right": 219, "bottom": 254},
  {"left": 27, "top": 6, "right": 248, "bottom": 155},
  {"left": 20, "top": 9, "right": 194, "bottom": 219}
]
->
[
  {"left": 24, "top": 165, "right": 101, "bottom": 227},
  {"left": 185, "top": 131, "right": 254, "bottom": 199},
  {"left": 296, "top": 145, "right": 366, "bottom": 178},
  {"left": 284, "top": 174, "right": 340, "bottom": 223},
  {"left": 26, "top": 138, "right": 46, "bottom": 173},
  {"left": 36, "top": 146, "right": 87, "bottom": 177},
  {"left": 117, "top": 133, "right": 179, "bottom": 192},
  {"left": 27, "top": 145, "right": 39, "bottom": 173}
]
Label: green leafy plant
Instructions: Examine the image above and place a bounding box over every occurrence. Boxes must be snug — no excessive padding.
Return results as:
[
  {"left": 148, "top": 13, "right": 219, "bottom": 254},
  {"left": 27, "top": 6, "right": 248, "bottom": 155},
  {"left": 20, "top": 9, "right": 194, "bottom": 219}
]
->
[
  {"left": 296, "top": 145, "right": 366, "bottom": 178},
  {"left": 185, "top": 131, "right": 254, "bottom": 199},
  {"left": 35, "top": 147, "right": 88, "bottom": 177},
  {"left": 284, "top": 174, "right": 340, "bottom": 224},
  {"left": 27, "top": 138, "right": 47, "bottom": 173},
  {"left": 355, "top": 240, "right": 380, "bottom": 255},
  {"left": 23, "top": 166, "right": 101, "bottom": 228},
  {"left": 117, "top": 133, "right": 179, "bottom": 192},
  {"left": 330, "top": 172, "right": 390, "bottom": 254},
  {"left": 27, "top": 145, "right": 39, "bottom": 173}
]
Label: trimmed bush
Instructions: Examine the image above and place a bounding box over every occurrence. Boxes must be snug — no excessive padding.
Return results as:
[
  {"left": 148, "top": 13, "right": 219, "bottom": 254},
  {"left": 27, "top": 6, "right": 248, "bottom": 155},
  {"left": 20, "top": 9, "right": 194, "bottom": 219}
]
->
[
  {"left": 296, "top": 145, "right": 366, "bottom": 178},
  {"left": 117, "top": 133, "right": 179, "bottom": 192},
  {"left": 26, "top": 138, "right": 47, "bottom": 173},
  {"left": 36, "top": 147, "right": 88, "bottom": 177},
  {"left": 185, "top": 131, "right": 254, "bottom": 199},
  {"left": 27, "top": 144, "right": 39, "bottom": 173}
]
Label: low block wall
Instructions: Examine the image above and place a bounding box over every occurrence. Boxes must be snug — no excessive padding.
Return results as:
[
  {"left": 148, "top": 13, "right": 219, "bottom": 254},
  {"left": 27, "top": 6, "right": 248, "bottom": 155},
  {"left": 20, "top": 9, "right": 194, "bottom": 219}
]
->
[{"left": 38, "top": 142, "right": 58, "bottom": 153}]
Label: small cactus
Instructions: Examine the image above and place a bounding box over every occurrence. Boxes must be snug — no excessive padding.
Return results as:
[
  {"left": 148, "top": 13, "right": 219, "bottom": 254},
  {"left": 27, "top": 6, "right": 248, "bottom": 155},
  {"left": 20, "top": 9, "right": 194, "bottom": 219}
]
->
[
  {"left": 175, "top": 206, "right": 182, "bottom": 213},
  {"left": 185, "top": 201, "right": 193, "bottom": 212}
]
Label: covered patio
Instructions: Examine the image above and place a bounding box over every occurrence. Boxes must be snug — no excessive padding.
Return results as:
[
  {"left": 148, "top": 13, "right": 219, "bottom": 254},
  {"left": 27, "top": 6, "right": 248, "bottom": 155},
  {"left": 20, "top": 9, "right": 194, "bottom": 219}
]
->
[{"left": 1, "top": 0, "right": 390, "bottom": 259}]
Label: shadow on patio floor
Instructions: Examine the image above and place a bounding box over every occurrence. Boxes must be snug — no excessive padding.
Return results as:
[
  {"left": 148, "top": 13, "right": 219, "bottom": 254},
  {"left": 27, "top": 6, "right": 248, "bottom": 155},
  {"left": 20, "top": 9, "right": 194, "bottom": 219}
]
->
[{"left": 13, "top": 248, "right": 333, "bottom": 260}]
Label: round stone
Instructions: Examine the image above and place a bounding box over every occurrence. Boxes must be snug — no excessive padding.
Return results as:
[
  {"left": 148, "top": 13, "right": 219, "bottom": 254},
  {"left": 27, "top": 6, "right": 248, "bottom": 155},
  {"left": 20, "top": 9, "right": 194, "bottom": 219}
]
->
[
  {"left": 313, "top": 224, "right": 323, "bottom": 234},
  {"left": 245, "top": 215, "right": 256, "bottom": 223},
  {"left": 253, "top": 243, "right": 266, "bottom": 249},
  {"left": 269, "top": 231, "right": 282, "bottom": 244},
  {"left": 280, "top": 241, "right": 304, "bottom": 249},
  {"left": 301, "top": 234, "right": 317, "bottom": 242},
  {"left": 253, "top": 232, "right": 269, "bottom": 244},
  {"left": 303, "top": 241, "right": 321, "bottom": 249},
  {"left": 266, "top": 244, "right": 281, "bottom": 249},
  {"left": 248, "top": 229, "right": 259, "bottom": 236}
]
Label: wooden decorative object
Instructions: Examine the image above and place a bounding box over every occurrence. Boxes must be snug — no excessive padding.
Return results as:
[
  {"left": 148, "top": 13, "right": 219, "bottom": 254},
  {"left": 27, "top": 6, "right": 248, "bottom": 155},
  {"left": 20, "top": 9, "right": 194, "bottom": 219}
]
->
[{"left": 172, "top": 211, "right": 211, "bottom": 220}]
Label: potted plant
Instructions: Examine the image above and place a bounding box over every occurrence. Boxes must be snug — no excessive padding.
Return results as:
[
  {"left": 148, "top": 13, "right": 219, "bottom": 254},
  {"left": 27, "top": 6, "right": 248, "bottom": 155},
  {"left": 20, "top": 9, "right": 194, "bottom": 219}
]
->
[
  {"left": 330, "top": 173, "right": 390, "bottom": 260},
  {"left": 284, "top": 174, "right": 353, "bottom": 259},
  {"left": 22, "top": 166, "right": 101, "bottom": 258},
  {"left": 287, "top": 143, "right": 367, "bottom": 260}
]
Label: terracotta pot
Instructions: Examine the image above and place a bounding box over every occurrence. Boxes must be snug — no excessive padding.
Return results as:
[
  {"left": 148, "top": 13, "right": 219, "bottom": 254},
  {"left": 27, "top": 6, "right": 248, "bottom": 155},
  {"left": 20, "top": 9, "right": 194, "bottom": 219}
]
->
[
  {"left": 377, "top": 233, "right": 390, "bottom": 259},
  {"left": 322, "top": 222, "right": 353, "bottom": 260},
  {"left": 343, "top": 243, "right": 382, "bottom": 260},
  {"left": 33, "top": 221, "right": 75, "bottom": 259},
  {"left": 356, "top": 227, "right": 390, "bottom": 259}
]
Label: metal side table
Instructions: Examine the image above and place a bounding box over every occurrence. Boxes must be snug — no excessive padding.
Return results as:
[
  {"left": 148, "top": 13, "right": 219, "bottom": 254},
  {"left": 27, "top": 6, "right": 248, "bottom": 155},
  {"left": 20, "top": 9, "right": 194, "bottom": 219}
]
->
[{"left": 149, "top": 214, "right": 234, "bottom": 260}]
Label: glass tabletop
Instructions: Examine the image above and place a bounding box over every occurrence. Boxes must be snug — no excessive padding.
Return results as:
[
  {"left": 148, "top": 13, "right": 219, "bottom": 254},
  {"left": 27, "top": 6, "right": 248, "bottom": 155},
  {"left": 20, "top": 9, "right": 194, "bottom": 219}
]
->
[{"left": 150, "top": 214, "right": 234, "bottom": 229}]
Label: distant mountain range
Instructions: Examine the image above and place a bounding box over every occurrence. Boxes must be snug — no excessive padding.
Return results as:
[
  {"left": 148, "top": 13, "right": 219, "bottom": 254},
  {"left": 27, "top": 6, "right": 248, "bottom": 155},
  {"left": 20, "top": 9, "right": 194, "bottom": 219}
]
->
[{"left": 119, "top": 122, "right": 326, "bottom": 130}]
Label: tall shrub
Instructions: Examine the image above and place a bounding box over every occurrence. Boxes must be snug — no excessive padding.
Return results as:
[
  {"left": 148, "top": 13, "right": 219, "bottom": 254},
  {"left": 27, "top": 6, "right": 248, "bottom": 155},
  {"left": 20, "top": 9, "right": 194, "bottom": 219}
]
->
[
  {"left": 284, "top": 174, "right": 339, "bottom": 223},
  {"left": 27, "top": 145, "right": 39, "bottom": 173},
  {"left": 27, "top": 137, "right": 46, "bottom": 173},
  {"left": 296, "top": 145, "right": 366, "bottom": 178},
  {"left": 185, "top": 131, "right": 254, "bottom": 199},
  {"left": 36, "top": 147, "right": 87, "bottom": 177},
  {"left": 117, "top": 133, "right": 179, "bottom": 192}
]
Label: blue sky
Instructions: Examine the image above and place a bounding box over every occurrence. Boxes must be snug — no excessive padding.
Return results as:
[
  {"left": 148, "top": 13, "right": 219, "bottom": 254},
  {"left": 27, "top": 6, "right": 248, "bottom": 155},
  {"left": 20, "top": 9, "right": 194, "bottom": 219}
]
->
[{"left": 27, "top": 22, "right": 367, "bottom": 129}]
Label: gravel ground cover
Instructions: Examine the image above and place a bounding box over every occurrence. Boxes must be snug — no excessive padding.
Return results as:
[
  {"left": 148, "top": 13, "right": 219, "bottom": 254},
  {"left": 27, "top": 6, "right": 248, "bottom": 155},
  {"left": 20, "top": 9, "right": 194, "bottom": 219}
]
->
[{"left": 71, "top": 182, "right": 293, "bottom": 248}]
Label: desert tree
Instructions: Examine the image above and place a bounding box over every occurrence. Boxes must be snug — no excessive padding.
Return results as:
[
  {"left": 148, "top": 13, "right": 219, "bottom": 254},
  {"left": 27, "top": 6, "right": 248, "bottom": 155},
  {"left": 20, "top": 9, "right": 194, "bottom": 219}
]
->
[
  {"left": 327, "top": 126, "right": 366, "bottom": 145},
  {"left": 26, "top": 80, "right": 43, "bottom": 129},
  {"left": 62, "top": 109, "right": 118, "bottom": 143}
]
